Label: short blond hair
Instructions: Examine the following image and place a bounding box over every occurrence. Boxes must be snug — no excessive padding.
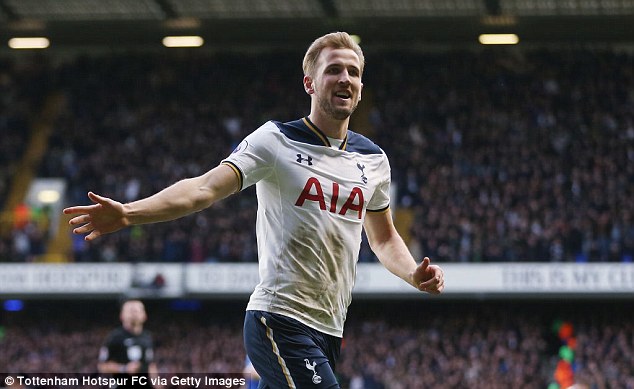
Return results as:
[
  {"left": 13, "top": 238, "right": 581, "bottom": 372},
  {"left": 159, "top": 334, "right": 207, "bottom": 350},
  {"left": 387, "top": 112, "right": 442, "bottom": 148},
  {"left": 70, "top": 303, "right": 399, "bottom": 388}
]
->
[{"left": 302, "top": 32, "right": 365, "bottom": 78}]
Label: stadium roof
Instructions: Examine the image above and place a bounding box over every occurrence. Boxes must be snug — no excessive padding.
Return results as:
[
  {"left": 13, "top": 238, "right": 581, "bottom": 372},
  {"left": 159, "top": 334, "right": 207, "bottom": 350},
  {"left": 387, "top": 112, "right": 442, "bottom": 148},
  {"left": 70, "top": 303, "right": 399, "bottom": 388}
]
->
[{"left": 0, "top": 0, "right": 632, "bottom": 49}]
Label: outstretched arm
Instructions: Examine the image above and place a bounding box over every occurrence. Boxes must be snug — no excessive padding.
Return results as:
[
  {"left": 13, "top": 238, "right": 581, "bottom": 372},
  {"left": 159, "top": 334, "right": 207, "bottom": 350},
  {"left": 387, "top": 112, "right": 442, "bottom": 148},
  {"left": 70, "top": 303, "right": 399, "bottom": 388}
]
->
[
  {"left": 364, "top": 209, "right": 444, "bottom": 294},
  {"left": 64, "top": 164, "right": 239, "bottom": 241}
]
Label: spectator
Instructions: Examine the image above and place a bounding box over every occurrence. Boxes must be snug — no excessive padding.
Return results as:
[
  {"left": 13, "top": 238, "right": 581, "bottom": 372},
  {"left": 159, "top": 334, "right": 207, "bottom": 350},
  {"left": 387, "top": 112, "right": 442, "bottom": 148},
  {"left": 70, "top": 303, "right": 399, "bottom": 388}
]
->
[{"left": 1, "top": 48, "right": 631, "bottom": 263}]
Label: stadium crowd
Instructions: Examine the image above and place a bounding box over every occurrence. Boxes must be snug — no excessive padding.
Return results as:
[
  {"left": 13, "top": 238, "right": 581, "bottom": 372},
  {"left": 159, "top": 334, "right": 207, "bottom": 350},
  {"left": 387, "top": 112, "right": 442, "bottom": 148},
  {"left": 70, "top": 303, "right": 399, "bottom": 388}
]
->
[
  {"left": 0, "top": 48, "right": 632, "bottom": 263},
  {"left": 370, "top": 50, "right": 634, "bottom": 264},
  {"left": 1, "top": 300, "right": 633, "bottom": 388},
  {"left": 0, "top": 55, "right": 54, "bottom": 263},
  {"left": 0, "top": 47, "right": 632, "bottom": 389}
]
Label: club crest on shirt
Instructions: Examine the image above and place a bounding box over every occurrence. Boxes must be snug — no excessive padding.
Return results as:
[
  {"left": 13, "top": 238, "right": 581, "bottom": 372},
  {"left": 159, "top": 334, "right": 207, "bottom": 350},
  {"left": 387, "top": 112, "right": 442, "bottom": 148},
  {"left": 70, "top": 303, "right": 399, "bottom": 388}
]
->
[{"left": 356, "top": 162, "right": 367, "bottom": 184}]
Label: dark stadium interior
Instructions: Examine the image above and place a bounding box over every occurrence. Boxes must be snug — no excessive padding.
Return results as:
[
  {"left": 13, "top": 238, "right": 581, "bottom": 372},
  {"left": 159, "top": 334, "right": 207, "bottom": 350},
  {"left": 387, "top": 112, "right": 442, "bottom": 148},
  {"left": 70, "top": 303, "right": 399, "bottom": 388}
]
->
[
  {"left": 0, "top": 0, "right": 633, "bottom": 48},
  {"left": 2, "top": 48, "right": 631, "bottom": 264},
  {"left": 1, "top": 299, "right": 634, "bottom": 387},
  {"left": 0, "top": 0, "right": 633, "bottom": 388}
]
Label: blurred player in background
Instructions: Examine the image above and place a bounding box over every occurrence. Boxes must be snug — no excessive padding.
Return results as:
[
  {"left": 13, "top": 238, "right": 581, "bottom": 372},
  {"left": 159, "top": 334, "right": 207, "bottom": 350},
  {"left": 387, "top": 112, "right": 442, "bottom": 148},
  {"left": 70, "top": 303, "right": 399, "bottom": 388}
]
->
[
  {"left": 65, "top": 31, "right": 444, "bottom": 388},
  {"left": 98, "top": 299, "right": 159, "bottom": 387}
]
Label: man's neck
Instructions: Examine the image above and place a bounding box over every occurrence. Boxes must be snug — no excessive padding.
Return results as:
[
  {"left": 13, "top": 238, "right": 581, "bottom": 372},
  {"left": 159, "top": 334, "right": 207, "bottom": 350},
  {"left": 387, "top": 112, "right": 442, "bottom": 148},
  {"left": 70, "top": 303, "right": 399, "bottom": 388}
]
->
[
  {"left": 308, "top": 113, "right": 349, "bottom": 140},
  {"left": 123, "top": 323, "right": 143, "bottom": 335}
]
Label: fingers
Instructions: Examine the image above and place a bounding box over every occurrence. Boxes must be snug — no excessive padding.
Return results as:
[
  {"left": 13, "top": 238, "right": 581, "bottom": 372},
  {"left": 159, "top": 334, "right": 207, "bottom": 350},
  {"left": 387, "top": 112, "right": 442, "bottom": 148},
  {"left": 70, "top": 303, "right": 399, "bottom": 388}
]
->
[
  {"left": 68, "top": 214, "right": 96, "bottom": 238},
  {"left": 419, "top": 256, "right": 430, "bottom": 270},
  {"left": 418, "top": 263, "right": 445, "bottom": 294},
  {"left": 65, "top": 192, "right": 101, "bottom": 230},
  {"left": 68, "top": 213, "right": 100, "bottom": 240},
  {"left": 63, "top": 192, "right": 105, "bottom": 215},
  {"left": 67, "top": 213, "right": 102, "bottom": 240},
  {"left": 72, "top": 222, "right": 93, "bottom": 235},
  {"left": 419, "top": 277, "right": 444, "bottom": 294},
  {"left": 63, "top": 204, "right": 99, "bottom": 215},
  {"left": 85, "top": 230, "right": 101, "bottom": 241},
  {"left": 71, "top": 222, "right": 101, "bottom": 241},
  {"left": 64, "top": 192, "right": 109, "bottom": 241},
  {"left": 88, "top": 191, "right": 107, "bottom": 204},
  {"left": 68, "top": 214, "right": 91, "bottom": 226},
  {"left": 419, "top": 278, "right": 444, "bottom": 294}
]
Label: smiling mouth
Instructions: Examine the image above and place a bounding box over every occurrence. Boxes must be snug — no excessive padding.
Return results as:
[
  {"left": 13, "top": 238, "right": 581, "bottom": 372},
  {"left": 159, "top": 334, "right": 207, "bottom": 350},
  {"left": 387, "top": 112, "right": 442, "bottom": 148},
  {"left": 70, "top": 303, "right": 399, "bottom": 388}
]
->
[{"left": 335, "top": 91, "right": 351, "bottom": 99}]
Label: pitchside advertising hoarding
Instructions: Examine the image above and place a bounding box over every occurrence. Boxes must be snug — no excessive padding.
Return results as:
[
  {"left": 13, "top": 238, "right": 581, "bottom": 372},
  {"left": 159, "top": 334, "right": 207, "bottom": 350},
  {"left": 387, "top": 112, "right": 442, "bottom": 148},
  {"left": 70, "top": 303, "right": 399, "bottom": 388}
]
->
[{"left": 0, "top": 263, "right": 633, "bottom": 297}]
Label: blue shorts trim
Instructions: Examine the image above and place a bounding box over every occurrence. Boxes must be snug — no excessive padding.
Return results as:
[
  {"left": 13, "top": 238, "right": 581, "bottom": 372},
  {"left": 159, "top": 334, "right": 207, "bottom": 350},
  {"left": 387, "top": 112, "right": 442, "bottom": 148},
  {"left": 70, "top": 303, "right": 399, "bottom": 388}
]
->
[{"left": 243, "top": 310, "right": 342, "bottom": 389}]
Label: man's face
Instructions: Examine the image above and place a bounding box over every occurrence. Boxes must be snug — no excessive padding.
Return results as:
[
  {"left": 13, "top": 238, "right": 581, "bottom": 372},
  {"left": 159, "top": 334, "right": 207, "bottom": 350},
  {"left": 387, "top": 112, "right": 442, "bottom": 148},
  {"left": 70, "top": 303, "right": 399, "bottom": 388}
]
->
[
  {"left": 306, "top": 47, "right": 363, "bottom": 121},
  {"left": 120, "top": 301, "right": 147, "bottom": 326}
]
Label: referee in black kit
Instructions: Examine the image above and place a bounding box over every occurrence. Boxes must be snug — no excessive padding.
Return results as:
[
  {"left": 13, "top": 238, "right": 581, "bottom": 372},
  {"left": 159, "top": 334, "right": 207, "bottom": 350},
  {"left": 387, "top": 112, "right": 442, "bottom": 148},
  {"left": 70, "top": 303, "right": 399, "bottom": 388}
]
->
[{"left": 98, "top": 299, "right": 160, "bottom": 388}]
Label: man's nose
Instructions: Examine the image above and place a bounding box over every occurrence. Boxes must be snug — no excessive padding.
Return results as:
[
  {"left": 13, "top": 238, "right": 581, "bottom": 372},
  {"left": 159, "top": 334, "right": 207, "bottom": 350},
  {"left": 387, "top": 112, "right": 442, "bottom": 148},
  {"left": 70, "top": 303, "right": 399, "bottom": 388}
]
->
[{"left": 338, "top": 71, "right": 351, "bottom": 84}]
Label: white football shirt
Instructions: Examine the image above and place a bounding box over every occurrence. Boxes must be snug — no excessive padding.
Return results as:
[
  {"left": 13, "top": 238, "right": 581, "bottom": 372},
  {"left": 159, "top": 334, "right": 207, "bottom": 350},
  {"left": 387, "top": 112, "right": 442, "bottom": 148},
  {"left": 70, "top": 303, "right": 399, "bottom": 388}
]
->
[{"left": 222, "top": 117, "right": 391, "bottom": 337}]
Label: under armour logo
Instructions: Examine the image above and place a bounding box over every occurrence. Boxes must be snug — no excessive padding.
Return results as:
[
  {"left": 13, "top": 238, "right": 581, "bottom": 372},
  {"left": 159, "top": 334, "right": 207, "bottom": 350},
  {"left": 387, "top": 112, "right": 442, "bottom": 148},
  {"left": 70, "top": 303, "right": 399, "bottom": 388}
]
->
[
  {"left": 357, "top": 162, "right": 367, "bottom": 184},
  {"left": 297, "top": 154, "right": 313, "bottom": 165},
  {"left": 304, "top": 359, "right": 322, "bottom": 384}
]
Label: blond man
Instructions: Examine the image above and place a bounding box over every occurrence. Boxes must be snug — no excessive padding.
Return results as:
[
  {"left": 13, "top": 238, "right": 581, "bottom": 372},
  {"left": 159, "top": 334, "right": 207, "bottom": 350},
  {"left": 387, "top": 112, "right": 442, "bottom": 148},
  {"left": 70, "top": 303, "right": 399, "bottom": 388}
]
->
[{"left": 66, "top": 32, "right": 444, "bottom": 388}]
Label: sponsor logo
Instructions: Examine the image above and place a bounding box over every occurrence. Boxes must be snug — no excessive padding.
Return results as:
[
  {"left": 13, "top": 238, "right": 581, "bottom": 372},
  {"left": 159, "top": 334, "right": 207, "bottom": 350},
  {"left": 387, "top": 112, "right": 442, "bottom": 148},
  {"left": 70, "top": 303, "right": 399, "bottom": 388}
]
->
[
  {"left": 297, "top": 154, "right": 313, "bottom": 165},
  {"left": 295, "top": 177, "right": 364, "bottom": 219}
]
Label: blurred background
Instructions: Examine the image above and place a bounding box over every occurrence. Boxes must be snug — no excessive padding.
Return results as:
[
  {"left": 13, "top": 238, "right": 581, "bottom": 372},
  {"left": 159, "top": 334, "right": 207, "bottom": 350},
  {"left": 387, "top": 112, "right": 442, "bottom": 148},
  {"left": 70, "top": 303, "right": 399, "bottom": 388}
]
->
[{"left": 0, "top": 0, "right": 633, "bottom": 388}]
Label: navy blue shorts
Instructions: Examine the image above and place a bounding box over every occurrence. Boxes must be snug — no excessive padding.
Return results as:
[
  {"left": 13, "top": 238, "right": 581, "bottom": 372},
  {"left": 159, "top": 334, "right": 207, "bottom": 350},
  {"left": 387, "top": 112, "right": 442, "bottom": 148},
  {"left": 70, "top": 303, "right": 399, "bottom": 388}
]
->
[{"left": 243, "top": 310, "right": 342, "bottom": 389}]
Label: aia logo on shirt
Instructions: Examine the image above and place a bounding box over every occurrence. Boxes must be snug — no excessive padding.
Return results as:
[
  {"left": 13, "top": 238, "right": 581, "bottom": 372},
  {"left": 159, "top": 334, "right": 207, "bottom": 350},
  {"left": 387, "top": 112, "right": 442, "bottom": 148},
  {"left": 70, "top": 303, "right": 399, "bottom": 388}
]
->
[{"left": 295, "top": 177, "right": 364, "bottom": 219}]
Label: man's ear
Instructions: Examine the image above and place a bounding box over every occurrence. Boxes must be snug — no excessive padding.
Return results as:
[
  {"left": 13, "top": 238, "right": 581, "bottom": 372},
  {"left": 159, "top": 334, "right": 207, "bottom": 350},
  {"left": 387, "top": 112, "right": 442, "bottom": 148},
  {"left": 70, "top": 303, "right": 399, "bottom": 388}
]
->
[{"left": 303, "top": 75, "right": 314, "bottom": 94}]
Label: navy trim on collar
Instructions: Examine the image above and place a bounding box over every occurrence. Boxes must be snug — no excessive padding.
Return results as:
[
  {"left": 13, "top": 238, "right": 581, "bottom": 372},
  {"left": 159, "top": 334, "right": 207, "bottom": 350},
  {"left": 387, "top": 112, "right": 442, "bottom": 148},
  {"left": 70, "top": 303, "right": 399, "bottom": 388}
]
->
[{"left": 273, "top": 118, "right": 382, "bottom": 155}]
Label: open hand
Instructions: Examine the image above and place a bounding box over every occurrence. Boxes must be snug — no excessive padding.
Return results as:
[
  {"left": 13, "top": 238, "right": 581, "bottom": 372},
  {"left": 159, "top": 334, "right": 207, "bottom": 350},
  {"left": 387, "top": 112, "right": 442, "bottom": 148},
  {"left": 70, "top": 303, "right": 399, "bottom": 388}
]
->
[{"left": 63, "top": 192, "right": 128, "bottom": 241}]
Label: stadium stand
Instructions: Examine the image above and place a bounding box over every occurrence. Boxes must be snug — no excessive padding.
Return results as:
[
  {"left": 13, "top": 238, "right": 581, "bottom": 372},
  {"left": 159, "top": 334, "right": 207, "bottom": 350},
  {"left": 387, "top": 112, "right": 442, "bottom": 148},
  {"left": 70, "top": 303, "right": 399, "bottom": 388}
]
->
[
  {"left": 1, "top": 300, "right": 633, "bottom": 388},
  {"left": 368, "top": 50, "right": 633, "bottom": 263},
  {"left": 0, "top": 3, "right": 632, "bottom": 389},
  {"left": 0, "top": 54, "right": 55, "bottom": 262},
  {"left": 1, "top": 48, "right": 630, "bottom": 263},
  {"left": 0, "top": 34, "right": 632, "bottom": 389}
]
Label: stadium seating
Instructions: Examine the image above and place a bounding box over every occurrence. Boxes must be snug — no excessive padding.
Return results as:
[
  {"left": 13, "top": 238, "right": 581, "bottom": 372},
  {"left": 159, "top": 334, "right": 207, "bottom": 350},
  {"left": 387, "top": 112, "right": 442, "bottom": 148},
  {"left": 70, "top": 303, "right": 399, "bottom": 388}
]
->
[
  {"left": 1, "top": 300, "right": 632, "bottom": 387},
  {"left": 1, "top": 49, "right": 632, "bottom": 263}
]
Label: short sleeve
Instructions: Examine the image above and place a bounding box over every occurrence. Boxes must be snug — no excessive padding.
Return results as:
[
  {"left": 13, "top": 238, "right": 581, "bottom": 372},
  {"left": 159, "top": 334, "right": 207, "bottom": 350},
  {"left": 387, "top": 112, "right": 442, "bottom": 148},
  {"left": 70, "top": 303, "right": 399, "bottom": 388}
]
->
[
  {"left": 367, "top": 152, "right": 391, "bottom": 212},
  {"left": 222, "top": 122, "right": 279, "bottom": 190}
]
